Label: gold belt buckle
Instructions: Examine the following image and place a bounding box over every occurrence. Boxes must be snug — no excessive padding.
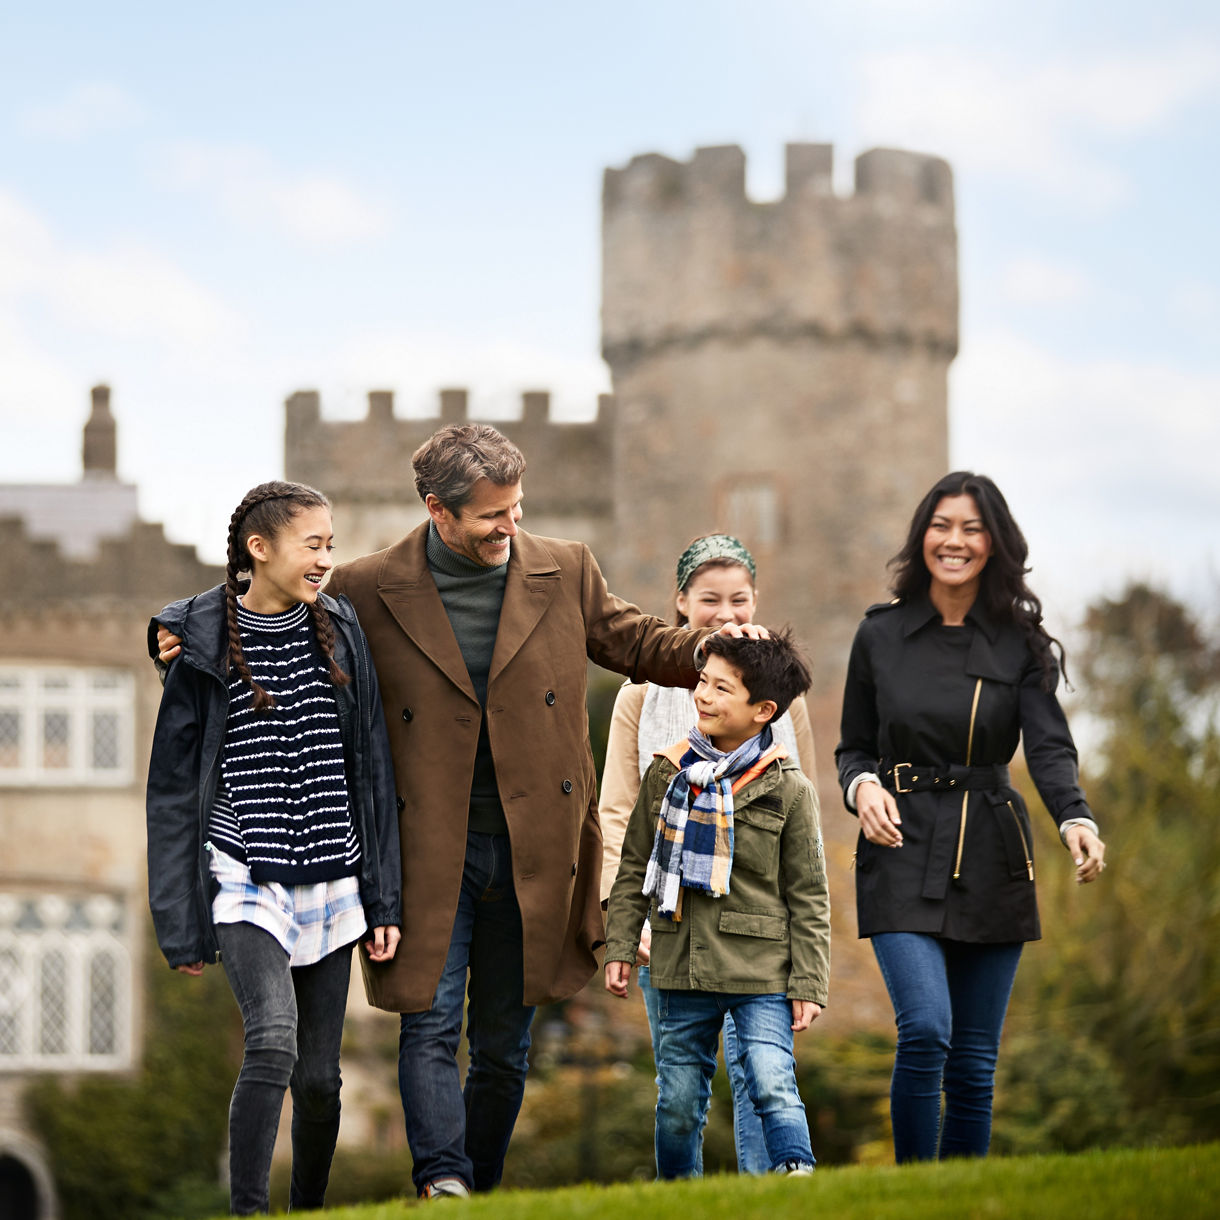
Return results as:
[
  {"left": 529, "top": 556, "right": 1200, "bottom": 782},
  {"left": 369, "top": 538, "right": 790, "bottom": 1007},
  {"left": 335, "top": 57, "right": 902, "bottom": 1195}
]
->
[{"left": 892, "top": 763, "right": 914, "bottom": 794}]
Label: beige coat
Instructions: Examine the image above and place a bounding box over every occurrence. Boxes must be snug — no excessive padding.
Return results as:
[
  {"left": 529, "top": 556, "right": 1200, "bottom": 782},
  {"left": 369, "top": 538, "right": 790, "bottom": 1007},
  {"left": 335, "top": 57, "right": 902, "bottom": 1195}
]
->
[
  {"left": 598, "top": 681, "right": 817, "bottom": 902},
  {"left": 326, "top": 524, "right": 706, "bottom": 1013}
]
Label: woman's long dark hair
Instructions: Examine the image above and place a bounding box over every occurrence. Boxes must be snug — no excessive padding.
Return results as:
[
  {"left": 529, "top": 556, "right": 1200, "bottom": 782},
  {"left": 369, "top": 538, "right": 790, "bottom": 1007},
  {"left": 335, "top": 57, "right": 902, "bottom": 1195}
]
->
[
  {"left": 888, "top": 471, "right": 1066, "bottom": 689},
  {"left": 225, "top": 481, "right": 350, "bottom": 712}
]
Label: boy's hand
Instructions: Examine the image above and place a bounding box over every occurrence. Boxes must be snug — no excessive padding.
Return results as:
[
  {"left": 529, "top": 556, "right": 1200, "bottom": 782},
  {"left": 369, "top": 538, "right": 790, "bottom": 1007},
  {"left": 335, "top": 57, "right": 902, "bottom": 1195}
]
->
[
  {"left": 604, "top": 961, "right": 632, "bottom": 997},
  {"left": 791, "top": 1000, "right": 821, "bottom": 1032}
]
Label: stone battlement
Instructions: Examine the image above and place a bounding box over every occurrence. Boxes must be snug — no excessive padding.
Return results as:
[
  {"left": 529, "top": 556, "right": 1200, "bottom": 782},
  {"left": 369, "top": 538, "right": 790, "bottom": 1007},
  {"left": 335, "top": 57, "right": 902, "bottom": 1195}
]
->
[
  {"left": 602, "top": 142, "right": 958, "bottom": 368},
  {"left": 285, "top": 389, "right": 617, "bottom": 560}
]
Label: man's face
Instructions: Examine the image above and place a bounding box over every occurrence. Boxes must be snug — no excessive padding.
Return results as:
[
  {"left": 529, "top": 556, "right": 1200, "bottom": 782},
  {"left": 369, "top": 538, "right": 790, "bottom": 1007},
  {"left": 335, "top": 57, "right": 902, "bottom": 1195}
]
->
[{"left": 427, "top": 479, "right": 523, "bottom": 568}]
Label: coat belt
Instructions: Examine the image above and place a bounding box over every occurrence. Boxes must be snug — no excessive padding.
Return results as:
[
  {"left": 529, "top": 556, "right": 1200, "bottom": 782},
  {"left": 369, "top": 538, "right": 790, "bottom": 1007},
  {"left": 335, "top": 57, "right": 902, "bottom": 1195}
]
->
[{"left": 879, "top": 761, "right": 1011, "bottom": 794}]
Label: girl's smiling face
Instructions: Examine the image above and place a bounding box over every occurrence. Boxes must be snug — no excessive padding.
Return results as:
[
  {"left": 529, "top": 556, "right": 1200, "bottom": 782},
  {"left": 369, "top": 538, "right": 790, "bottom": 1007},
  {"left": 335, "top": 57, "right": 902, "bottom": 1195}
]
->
[
  {"left": 244, "top": 505, "right": 335, "bottom": 614},
  {"left": 922, "top": 494, "right": 992, "bottom": 602},
  {"left": 677, "top": 563, "right": 757, "bottom": 629}
]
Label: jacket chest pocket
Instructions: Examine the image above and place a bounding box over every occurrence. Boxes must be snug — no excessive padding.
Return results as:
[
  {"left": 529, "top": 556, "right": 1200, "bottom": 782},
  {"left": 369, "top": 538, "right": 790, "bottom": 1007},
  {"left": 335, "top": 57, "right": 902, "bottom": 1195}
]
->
[{"left": 733, "top": 803, "right": 785, "bottom": 876}]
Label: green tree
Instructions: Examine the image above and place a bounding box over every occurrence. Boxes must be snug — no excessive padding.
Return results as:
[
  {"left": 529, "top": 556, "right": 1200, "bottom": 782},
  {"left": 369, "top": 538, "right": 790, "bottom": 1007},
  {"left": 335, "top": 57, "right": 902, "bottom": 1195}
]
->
[
  {"left": 1000, "top": 583, "right": 1220, "bottom": 1148},
  {"left": 24, "top": 927, "right": 237, "bottom": 1220}
]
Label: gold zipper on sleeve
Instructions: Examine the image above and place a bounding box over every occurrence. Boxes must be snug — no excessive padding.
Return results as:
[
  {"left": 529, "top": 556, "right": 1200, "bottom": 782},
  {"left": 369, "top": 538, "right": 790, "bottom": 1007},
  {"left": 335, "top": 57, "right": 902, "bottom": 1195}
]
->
[{"left": 953, "top": 678, "right": 983, "bottom": 880}]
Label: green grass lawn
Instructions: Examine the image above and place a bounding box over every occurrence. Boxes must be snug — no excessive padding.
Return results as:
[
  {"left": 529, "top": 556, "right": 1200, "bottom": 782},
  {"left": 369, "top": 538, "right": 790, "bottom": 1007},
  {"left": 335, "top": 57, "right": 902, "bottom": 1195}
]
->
[{"left": 272, "top": 1143, "right": 1218, "bottom": 1220}]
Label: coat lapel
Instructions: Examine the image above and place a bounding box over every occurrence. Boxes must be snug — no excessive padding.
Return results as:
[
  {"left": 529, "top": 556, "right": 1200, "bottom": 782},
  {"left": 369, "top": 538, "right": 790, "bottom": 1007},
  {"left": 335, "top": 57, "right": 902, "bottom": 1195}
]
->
[
  {"left": 489, "top": 531, "right": 561, "bottom": 685},
  {"left": 376, "top": 524, "right": 478, "bottom": 702}
]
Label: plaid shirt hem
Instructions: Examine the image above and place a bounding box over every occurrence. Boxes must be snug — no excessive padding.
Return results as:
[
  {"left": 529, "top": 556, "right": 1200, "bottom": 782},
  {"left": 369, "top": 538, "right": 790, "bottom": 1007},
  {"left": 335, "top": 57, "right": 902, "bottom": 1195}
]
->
[{"left": 208, "top": 844, "right": 367, "bottom": 966}]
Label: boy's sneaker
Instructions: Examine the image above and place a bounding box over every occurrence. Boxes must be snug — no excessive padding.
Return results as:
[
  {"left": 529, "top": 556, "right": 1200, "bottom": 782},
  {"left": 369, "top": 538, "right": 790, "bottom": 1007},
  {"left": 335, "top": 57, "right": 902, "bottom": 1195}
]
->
[
  {"left": 777, "top": 1160, "right": 815, "bottom": 1176},
  {"left": 419, "top": 1176, "right": 471, "bottom": 1199}
]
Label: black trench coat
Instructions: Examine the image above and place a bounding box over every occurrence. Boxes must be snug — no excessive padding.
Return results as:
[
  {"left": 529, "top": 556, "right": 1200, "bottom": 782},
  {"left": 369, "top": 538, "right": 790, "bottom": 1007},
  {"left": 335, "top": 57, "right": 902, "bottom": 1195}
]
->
[{"left": 835, "top": 595, "right": 1094, "bottom": 943}]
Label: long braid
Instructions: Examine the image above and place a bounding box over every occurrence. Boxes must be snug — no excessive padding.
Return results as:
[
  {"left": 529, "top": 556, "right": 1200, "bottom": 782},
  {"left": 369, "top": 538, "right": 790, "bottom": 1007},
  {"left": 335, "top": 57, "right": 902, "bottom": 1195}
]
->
[
  {"left": 225, "top": 480, "right": 349, "bottom": 712},
  {"left": 226, "top": 485, "right": 281, "bottom": 711}
]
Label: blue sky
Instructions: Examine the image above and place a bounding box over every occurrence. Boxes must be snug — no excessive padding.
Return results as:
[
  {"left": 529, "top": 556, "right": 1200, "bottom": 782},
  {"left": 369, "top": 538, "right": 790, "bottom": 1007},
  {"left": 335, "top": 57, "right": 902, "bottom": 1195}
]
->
[{"left": 1, "top": 1, "right": 1217, "bottom": 628}]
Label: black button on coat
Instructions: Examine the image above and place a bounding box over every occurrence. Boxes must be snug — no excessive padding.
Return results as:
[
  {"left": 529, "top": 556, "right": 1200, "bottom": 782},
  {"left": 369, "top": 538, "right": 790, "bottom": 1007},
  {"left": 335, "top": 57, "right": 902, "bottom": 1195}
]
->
[{"left": 835, "top": 595, "right": 1094, "bottom": 944}]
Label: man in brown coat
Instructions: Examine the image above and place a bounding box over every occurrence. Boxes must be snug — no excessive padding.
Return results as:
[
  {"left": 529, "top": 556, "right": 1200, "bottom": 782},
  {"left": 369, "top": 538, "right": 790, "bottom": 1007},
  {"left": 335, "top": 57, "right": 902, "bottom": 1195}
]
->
[{"left": 324, "top": 423, "right": 759, "bottom": 1199}]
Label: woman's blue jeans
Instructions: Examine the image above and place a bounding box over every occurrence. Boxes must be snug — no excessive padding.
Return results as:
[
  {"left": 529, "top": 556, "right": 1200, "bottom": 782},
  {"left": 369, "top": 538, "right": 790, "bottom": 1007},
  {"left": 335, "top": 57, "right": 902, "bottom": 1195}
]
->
[
  {"left": 871, "top": 933, "right": 1023, "bottom": 1163},
  {"left": 651, "top": 989, "right": 813, "bottom": 1178},
  {"left": 397, "top": 831, "right": 535, "bottom": 1194},
  {"left": 639, "top": 966, "right": 770, "bottom": 1173},
  {"left": 216, "top": 921, "right": 353, "bottom": 1215}
]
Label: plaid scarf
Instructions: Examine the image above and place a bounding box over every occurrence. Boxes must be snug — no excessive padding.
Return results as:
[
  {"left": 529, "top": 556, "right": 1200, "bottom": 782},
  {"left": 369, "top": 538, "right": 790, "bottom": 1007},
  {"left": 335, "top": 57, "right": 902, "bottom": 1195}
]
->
[{"left": 642, "top": 725, "right": 776, "bottom": 920}]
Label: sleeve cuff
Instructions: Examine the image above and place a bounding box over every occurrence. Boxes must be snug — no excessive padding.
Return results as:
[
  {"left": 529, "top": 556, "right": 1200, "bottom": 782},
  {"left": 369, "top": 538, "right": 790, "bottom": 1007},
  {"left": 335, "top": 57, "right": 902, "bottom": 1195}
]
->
[
  {"left": 846, "top": 772, "right": 881, "bottom": 811},
  {"left": 1058, "top": 815, "right": 1099, "bottom": 847}
]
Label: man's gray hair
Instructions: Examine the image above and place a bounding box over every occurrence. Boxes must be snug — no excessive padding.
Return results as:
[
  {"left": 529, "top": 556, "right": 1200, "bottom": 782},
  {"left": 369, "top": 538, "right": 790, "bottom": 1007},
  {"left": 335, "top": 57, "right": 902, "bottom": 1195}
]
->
[{"left": 411, "top": 423, "right": 527, "bottom": 511}]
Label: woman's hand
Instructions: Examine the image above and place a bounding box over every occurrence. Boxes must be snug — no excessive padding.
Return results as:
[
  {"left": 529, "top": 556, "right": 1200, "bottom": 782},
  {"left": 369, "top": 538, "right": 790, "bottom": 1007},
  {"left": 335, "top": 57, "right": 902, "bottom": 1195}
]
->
[
  {"left": 857, "top": 780, "right": 903, "bottom": 847},
  {"left": 1064, "top": 824, "right": 1106, "bottom": 884},
  {"left": 175, "top": 962, "right": 205, "bottom": 976},
  {"left": 366, "top": 926, "right": 401, "bottom": 962}
]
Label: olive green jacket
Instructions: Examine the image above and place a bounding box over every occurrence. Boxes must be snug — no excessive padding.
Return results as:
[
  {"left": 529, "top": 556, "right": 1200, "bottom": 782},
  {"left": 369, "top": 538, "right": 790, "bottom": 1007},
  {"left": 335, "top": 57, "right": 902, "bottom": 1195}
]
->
[{"left": 604, "top": 747, "right": 830, "bottom": 1006}]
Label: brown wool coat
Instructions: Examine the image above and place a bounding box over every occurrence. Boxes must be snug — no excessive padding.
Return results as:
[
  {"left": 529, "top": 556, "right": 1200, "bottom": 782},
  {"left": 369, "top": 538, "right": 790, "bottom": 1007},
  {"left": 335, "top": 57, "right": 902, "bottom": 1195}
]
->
[{"left": 326, "top": 524, "right": 708, "bottom": 1013}]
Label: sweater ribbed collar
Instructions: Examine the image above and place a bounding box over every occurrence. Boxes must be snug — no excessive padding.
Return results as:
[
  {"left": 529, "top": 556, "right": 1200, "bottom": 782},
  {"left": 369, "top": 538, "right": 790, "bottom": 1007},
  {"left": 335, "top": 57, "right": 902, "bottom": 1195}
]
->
[{"left": 426, "top": 521, "right": 510, "bottom": 580}]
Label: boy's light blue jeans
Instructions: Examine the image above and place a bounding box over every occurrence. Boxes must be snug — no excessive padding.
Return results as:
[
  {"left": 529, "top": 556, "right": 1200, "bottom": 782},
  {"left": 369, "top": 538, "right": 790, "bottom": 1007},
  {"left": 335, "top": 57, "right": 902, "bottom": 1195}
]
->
[
  {"left": 639, "top": 965, "right": 769, "bottom": 1173},
  {"left": 651, "top": 988, "right": 814, "bottom": 1179}
]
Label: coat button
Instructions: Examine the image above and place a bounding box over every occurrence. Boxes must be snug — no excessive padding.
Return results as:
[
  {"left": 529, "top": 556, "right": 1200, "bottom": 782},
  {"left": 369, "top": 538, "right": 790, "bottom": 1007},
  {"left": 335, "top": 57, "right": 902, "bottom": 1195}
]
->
[
  {"left": 401, "top": 708, "right": 413, "bottom": 722},
  {"left": 561, "top": 779, "right": 573, "bottom": 794},
  {"left": 545, "top": 691, "right": 556, "bottom": 706},
  {"left": 396, "top": 796, "right": 405, "bottom": 812}
]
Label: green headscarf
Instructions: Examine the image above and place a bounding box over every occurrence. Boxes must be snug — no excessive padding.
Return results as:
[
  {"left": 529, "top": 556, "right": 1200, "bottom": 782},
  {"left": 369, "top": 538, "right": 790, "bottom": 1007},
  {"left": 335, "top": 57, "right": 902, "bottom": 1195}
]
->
[{"left": 676, "top": 534, "right": 757, "bottom": 592}]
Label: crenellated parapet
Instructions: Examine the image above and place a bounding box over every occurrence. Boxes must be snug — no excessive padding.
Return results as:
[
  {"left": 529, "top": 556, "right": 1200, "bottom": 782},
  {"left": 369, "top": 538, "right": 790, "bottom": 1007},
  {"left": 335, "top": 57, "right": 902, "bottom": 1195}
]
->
[
  {"left": 4, "top": 514, "right": 222, "bottom": 608},
  {"left": 602, "top": 142, "right": 958, "bottom": 369},
  {"left": 286, "top": 389, "right": 616, "bottom": 546}
]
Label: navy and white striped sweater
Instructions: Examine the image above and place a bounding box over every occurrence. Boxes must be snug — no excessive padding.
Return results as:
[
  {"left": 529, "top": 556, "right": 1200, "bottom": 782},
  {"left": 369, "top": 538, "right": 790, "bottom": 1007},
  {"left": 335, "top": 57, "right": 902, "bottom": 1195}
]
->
[{"left": 209, "top": 600, "right": 361, "bottom": 884}]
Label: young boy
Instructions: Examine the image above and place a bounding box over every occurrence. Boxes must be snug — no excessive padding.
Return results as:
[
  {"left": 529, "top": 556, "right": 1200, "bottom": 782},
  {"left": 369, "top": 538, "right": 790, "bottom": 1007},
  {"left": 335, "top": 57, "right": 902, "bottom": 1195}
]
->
[{"left": 604, "top": 629, "right": 830, "bottom": 1178}]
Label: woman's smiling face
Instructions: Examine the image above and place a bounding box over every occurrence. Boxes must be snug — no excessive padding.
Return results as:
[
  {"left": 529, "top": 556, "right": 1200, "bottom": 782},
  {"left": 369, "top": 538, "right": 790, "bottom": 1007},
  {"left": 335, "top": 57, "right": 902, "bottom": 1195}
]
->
[{"left": 922, "top": 493, "right": 992, "bottom": 601}]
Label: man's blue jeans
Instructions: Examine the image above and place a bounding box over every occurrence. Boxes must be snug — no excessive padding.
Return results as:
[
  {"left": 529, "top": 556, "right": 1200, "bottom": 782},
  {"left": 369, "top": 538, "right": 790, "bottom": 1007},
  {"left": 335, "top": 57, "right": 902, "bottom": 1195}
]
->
[
  {"left": 639, "top": 966, "right": 770, "bottom": 1173},
  {"left": 871, "top": 933, "right": 1023, "bottom": 1163},
  {"left": 398, "top": 831, "right": 535, "bottom": 1194},
  {"left": 652, "top": 989, "right": 813, "bottom": 1179}
]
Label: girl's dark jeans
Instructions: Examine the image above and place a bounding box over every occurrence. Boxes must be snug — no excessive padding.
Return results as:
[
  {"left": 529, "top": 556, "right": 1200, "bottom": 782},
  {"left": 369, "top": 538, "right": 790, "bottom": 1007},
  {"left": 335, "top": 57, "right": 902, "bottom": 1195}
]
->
[{"left": 216, "top": 922, "right": 354, "bottom": 1215}]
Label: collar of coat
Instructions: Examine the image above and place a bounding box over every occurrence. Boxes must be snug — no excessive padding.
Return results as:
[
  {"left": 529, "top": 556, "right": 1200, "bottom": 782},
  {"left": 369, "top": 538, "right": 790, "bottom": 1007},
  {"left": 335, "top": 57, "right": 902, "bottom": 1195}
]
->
[
  {"left": 897, "top": 591, "right": 1000, "bottom": 642},
  {"left": 372, "top": 522, "right": 564, "bottom": 702}
]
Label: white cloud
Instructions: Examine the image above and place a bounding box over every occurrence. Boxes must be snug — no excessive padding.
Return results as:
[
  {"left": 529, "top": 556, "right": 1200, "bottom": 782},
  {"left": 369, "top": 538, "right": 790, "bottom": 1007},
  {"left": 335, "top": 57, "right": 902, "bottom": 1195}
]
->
[
  {"left": 999, "top": 257, "right": 1092, "bottom": 306},
  {"left": 162, "top": 142, "right": 392, "bottom": 243},
  {"left": 854, "top": 41, "right": 1220, "bottom": 209},
  {"left": 0, "top": 189, "right": 240, "bottom": 355},
  {"left": 20, "top": 82, "right": 143, "bottom": 140},
  {"left": 950, "top": 330, "right": 1220, "bottom": 615}
]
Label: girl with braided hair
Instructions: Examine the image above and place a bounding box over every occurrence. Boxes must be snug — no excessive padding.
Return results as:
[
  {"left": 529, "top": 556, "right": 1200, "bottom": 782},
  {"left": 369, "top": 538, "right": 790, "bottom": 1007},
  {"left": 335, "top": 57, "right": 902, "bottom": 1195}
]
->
[{"left": 146, "top": 481, "right": 401, "bottom": 1215}]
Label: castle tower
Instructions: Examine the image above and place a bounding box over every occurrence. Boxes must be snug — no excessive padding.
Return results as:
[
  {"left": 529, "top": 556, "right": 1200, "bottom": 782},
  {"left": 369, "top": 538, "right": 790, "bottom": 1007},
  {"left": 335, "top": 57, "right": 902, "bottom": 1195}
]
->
[
  {"left": 603, "top": 144, "right": 957, "bottom": 1021},
  {"left": 602, "top": 143, "right": 957, "bottom": 688}
]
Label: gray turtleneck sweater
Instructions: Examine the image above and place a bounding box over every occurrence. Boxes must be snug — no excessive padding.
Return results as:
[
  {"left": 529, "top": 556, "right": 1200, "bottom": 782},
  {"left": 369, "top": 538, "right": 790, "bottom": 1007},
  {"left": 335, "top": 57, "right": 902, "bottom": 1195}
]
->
[{"left": 426, "top": 522, "right": 509, "bottom": 834}]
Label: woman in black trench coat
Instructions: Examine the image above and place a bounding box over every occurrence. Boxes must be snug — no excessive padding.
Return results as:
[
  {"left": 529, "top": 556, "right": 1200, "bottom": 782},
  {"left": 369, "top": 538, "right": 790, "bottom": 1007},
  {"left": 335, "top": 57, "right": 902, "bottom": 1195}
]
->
[{"left": 836, "top": 472, "right": 1106, "bottom": 1163}]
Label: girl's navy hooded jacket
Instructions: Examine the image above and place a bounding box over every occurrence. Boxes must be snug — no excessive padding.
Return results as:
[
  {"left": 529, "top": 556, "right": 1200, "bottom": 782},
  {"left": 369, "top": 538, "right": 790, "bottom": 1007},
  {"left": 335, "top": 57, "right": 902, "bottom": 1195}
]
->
[{"left": 145, "top": 585, "right": 401, "bottom": 969}]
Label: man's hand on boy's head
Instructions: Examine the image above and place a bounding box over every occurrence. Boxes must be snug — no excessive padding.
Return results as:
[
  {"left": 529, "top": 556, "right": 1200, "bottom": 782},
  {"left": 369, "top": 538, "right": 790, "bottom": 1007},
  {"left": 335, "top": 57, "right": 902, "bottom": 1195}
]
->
[
  {"left": 604, "top": 960, "right": 632, "bottom": 998},
  {"left": 714, "top": 621, "right": 770, "bottom": 640},
  {"left": 791, "top": 1000, "right": 821, "bottom": 1032}
]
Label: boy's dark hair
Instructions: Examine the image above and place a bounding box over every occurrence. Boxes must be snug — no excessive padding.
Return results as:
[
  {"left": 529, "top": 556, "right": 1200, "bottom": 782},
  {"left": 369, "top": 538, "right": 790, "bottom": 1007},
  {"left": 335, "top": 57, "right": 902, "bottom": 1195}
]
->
[{"left": 701, "top": 627, "right": 812, "bottom": 722}]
